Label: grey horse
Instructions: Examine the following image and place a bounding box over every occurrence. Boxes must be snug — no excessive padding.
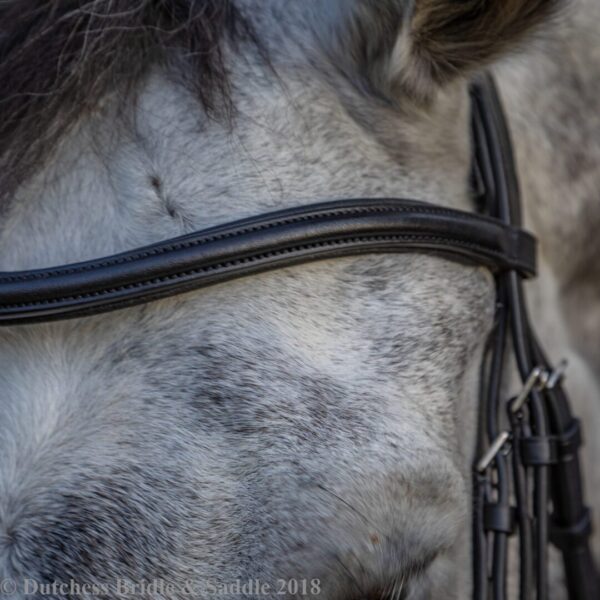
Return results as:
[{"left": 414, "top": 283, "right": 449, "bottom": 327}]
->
[{"left": 0, "top": 1, "right": 598, "bottom": 598}]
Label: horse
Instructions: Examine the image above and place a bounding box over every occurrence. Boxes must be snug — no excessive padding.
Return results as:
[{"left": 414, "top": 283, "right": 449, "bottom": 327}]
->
[{"left": 0, "top": 1, "right": 598, "bottom": 598}]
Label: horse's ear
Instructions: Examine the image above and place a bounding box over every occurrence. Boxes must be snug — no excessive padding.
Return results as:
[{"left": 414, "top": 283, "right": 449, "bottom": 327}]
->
[
  {"left": 405, "top": 0, "right": 562, "bottom": 89},
  {"left": 329, "top": 0, "right": 562, "bottom": 98}
]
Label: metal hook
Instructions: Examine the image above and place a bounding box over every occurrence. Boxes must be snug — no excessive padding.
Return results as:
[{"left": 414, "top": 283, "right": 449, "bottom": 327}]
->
[
  {"left": 510, "top": 366, "right": 545, "bottom": 414},
  {"left": 476, "top": 431, "right": 511, "bottom": 474},
  {"left": 541, "top": 358, "right": 568, "bottom": 390}
]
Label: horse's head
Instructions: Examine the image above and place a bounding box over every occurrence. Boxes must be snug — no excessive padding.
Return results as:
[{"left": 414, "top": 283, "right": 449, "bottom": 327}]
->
[{"left": 0, "top": 1, "right": 561, "bottom": 597}]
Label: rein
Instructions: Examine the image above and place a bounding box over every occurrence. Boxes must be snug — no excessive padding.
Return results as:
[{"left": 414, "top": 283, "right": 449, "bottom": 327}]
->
[{"left": 0, "top": 73, "right": 597, "bottom": 599}]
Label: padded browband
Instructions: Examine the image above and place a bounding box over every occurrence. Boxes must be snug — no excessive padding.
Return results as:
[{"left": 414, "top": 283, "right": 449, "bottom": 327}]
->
[{"left": 0, "top": 198, "right": 536, "bottom": 325}]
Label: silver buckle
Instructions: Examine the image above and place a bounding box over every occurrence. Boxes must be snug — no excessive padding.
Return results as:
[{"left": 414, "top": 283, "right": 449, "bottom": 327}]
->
[
  {"left": 510, "top": 366, "right": 545, "bottom": 414},
  {"left": 510, "top": 359, "right": 568, "bottom": 414},
  {"left": 476, "top": 431, "right": 511, "bottom": 474},
  {"left": 540, "top": 358, "right": 568, "bottom": 390},
  {"left": 476, "top": 360, "right": 568, "bottom": 475}
]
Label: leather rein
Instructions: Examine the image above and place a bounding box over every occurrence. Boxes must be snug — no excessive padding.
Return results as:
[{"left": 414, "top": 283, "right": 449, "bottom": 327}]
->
[{"left": 0, "top": 74, "right": 597, "bottom": 599}]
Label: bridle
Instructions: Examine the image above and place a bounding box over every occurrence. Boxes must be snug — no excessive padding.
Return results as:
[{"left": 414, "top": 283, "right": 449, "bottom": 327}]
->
[
  {"left": 469, "top": 77, "right": 599, "bottom": 600},
  {"left": 0, "top": 74, "right": 597, "bottom": 599}
]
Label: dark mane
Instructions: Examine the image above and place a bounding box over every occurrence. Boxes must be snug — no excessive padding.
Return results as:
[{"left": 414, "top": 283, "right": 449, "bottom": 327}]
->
[{"left": 0, "top": 0, "right": 254, "bottom": 201}]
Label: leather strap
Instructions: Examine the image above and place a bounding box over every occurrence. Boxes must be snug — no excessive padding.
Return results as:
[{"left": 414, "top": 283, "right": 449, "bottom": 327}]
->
[
  {"left": 0, "top": 198, "right": 536, "bottom": 325},
  {"left": 471, "top": 73, "right": 600, "bottom": 600}
]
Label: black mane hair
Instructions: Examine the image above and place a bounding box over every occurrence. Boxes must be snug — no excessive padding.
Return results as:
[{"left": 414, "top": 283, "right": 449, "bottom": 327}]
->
[{"left": 0, "top": 0, "right": 255, "bottom": 200}]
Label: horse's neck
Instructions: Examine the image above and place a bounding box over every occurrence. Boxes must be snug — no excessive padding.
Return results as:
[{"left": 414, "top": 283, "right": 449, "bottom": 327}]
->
[{"left": 497, "top": 0, "right": 600, "bottom": 568}]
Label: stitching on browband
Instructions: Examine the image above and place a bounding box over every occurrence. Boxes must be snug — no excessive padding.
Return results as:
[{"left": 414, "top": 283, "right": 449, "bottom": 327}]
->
[
  {"left": 0, "top": 204, "right": 507, "bottom": 283},
  {"left": 0, "top": 233, "right": 524, "bottom": 311}
]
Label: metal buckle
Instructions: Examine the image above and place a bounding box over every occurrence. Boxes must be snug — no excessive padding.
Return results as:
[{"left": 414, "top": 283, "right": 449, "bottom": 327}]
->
[
  {"left": 510, "top": 366, "right": 545, "bottom": 414},
  {"left": 540, "top": 358, "right": 568, "bottom": 390},
  {"left": 476, "top": 360, "right": 568, "bottom": 475},
  {"left": 509, "top": 359, "right": 568, "bottom": 415},
  {"left": 476, "top": 431, "right": 511, "bottom": 474}
]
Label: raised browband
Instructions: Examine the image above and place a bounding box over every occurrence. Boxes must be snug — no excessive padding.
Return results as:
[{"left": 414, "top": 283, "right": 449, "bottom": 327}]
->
[{"left": 0, "top": 197, "right": 536, "bottom": 325}]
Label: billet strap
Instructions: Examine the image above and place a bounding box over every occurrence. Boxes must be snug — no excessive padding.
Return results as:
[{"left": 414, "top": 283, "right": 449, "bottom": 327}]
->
[
  {"left": 0, "top": 198, "right": 536, "bottom": 326},
  {"left": 471, "top": 73, "right": 599, "bottom": 600}
]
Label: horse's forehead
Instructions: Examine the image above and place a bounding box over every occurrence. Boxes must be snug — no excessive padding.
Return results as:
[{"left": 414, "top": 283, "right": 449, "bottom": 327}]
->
[
  {"left": 0, "top": 15, "right": 497, "bottom": 589},
  {"left": 0, "top": 60, "right": 493, "bottom": 485},
  {"left": 0, "top": 48, "right": 490, "bottom": 441},
  {"left": 0, "top": 60, "right": 472, "bottom": 273}
]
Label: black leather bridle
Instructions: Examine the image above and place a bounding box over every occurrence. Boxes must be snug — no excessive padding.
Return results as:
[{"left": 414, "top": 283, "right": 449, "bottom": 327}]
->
[
  {"left": 0, "top": 74, "right": 597, "bottom": 599},
  {"left": 469, "top": 76, "right": 599, "bottom": 600}
]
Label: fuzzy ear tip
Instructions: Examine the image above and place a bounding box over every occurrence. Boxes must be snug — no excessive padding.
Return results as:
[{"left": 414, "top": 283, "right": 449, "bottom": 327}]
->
[{"left": 409, "top": 0, "right": 566, "bottom": 85}]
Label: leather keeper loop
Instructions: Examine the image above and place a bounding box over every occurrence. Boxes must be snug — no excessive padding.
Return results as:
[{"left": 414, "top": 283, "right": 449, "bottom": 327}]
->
[
  {"left": 551, "top": 508, "right": 593, "bottom": 550},
  {"left": 520, "top": 436, "right": 558, "bottom": 466},
  {"left": 484, "top": 503, "right": 516, "bottom": 534}
]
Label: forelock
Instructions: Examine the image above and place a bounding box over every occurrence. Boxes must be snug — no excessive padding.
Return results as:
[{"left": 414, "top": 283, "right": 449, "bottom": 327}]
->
[{"left": 0, "top": 0, "right": 258, "bottom": 203}]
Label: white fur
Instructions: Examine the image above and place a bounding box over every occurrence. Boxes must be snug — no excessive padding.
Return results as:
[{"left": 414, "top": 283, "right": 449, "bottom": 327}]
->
[{"left": 0, "top": 1, "right": 598, "bottom": 598}]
